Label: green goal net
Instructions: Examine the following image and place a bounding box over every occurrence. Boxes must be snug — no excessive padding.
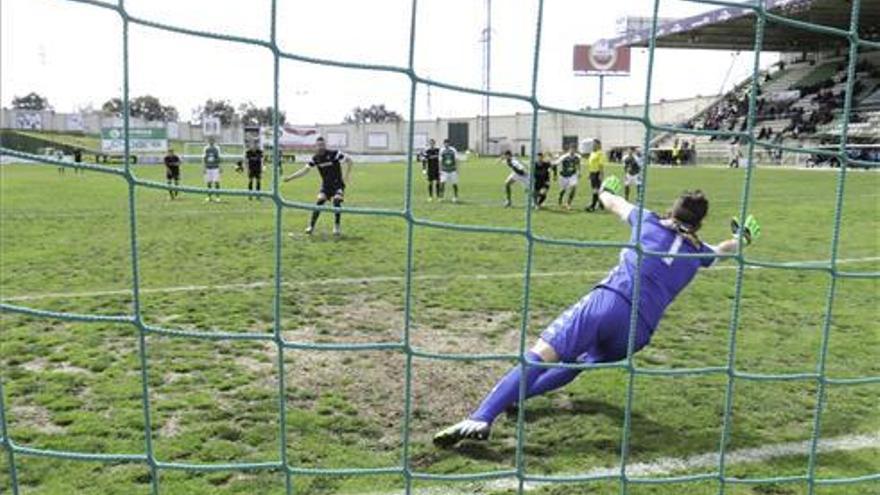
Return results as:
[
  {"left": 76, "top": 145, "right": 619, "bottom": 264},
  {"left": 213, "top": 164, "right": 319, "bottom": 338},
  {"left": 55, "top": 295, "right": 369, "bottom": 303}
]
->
[{"left": 0, "top": 0, "right": 876, "bottom": 494}]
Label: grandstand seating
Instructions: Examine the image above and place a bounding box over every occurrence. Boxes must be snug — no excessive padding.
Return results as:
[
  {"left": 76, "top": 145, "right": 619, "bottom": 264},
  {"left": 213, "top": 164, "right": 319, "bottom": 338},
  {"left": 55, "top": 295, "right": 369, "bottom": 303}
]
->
[
  {"left": 819, "top": 110, "right": 880, "bottom": 140},
  {"left": 761, "top": 61, "right": 819, "bottom": 94},
  {"left": 654, "top": 51, "right": 880, "bottom": 164},
  {"left": 791, "top": 61, "right": 839, "bottom": 90},
  {"left": 860, "top": 89, "right": 880, "bottom": 109}
]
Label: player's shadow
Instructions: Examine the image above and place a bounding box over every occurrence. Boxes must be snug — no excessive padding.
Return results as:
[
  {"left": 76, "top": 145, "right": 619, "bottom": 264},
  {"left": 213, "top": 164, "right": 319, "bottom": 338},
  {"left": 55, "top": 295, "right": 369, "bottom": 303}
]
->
[
  {"left": 535, "top": 207, "right": 583, "bottom": 216},
  {"left": 287, "top": 233, "right": 368, "bottom": 243},
  {"left": 448, "top": 397, "right": 710, "bottom": 463},
  {"left": 519, "top": 396, "right": 648, "bottom": 423}
]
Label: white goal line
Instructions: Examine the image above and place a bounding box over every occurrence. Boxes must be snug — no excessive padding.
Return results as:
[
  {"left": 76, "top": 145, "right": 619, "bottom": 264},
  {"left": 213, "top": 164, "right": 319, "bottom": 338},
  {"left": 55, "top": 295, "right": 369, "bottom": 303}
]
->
[
  {"left": 1, "top": 256, "right": 877, "bottom": 303},
  {"left": 359, "top": 431, "right": 880, "bottom": 495}
]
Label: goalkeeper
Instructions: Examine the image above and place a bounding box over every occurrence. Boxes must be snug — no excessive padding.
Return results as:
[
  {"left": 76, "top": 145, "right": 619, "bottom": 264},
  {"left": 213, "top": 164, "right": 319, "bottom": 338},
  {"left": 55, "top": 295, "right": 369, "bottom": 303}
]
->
[{"left": 434, "top": 176, "right": 761, "bottom": 447}]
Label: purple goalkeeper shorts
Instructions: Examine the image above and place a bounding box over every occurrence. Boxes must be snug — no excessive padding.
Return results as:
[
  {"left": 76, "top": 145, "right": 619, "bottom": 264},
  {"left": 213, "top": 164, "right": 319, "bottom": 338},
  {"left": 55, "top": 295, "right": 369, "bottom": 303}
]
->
[{"left": 540, "top": 287, "right": 652, "bottom": 363}]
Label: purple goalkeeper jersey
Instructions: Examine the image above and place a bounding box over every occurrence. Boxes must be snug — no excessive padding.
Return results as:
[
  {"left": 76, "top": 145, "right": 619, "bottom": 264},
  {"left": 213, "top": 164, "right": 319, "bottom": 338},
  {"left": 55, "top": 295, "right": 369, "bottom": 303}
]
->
[{"left": 596, "top": 209, "right": 717, "bottom": 331}]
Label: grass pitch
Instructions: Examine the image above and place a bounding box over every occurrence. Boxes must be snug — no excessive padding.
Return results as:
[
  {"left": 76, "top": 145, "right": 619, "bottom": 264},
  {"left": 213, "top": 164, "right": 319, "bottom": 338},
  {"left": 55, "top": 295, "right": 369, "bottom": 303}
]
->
[{"left": 0, "top": 157, "right": 878, "bottom": 495}]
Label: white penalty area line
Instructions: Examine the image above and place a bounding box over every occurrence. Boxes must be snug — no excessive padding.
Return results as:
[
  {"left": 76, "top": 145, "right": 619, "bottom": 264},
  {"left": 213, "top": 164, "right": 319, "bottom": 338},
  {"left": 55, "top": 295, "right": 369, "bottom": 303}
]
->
[
  {"left": 1, "top": 256, "right": 878, "bottom": 303},
  {"left": 2, "top": 189, "right": 877, "bottom": 220},
  {"left": 361, "top": 431, "right": 880, "bottom": 495}
]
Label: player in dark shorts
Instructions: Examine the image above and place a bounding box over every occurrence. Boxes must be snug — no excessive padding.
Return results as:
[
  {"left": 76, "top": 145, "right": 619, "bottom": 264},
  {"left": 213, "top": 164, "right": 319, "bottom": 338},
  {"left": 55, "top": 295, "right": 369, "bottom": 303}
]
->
[
  {"left": 419, "top": 138, "right": 441, "bottom": 201},
  {"left": 533, "top": 152, "right": 556, "bottom": 209},
  {"left": 245, "top": 143, "right": 264, "bottom": 200},
  {"left": 283, "top": 137, "right": 353, "bottom": 236},
  {"left": 73, "top": 149, "right": 83, "bottom": 175},
  {"left": 163, "top": 148, "right": 182, "bottom": 200}
]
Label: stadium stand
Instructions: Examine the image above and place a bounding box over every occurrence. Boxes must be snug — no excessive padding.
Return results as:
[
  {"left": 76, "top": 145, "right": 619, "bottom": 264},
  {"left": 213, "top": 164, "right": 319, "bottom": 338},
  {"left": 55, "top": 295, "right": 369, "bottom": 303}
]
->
[
  {"left": 760, "top": 60, "right": 817, "bottom": 94},
  {"left": 861, "top": 89, "right": 880, "bottom": 109},
  {"left": 651, "top": 50, "right": 880, "bottom": 162},
  {"left": 616, "top": 0, "right": 880, "bottom": 165}
]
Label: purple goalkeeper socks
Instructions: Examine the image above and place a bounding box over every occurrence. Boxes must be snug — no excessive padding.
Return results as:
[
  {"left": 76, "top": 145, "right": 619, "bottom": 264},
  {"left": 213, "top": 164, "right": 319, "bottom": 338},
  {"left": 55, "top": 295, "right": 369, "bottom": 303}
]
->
[
  {"left": 470, "top": 351, "right": 546, "bottom": 424},
  {"left": 526, "top": 366, "right": 581, "bottom": 398},
  {"left": 470, "top": 359, "right": 585, "bottom": 423}
]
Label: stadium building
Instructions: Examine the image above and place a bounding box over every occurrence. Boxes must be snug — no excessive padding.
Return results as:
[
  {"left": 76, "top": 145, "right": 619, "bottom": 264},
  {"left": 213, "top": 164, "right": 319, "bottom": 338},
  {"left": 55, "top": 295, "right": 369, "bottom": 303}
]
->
[{"left": 1, "top": 97, "right": 717, "bottom": 162}]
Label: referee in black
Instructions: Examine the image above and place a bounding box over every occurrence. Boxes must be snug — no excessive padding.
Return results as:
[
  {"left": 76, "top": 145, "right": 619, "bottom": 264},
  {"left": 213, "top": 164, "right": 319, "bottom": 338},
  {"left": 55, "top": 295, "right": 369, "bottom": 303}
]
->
[
  {"left": 419, "top": 138, "right": 441, "bottom": 201},
  {"left": 164, "top": 147, "right": 182, "bottom": 200}
]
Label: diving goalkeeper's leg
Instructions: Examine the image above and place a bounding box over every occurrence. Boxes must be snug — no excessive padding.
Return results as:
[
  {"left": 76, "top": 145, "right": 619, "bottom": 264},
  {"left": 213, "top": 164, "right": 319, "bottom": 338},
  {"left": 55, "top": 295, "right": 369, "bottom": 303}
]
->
[
  {"left": 504, "top": 355, "right": 590, "bottom": 418},
  {"left": 433, "top": 343, "right": 557, "bottom": 448},
  {"left": 434, "top": 288, "right": 639, "bottom": 448},
  {"left": 528, "top": 365, "right": 582, "bottom": 397}
]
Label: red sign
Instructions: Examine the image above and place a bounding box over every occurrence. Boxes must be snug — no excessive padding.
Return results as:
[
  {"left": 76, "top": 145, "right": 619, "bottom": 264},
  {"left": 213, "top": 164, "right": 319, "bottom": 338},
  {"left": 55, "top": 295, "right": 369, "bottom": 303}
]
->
[{"left": 573, "top": 41, "right": 631, "bottom": 75}]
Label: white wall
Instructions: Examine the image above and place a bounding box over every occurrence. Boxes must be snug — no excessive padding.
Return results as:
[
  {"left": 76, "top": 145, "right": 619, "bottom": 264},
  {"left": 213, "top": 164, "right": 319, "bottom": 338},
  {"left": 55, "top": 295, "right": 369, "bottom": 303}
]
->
[
  {"left": 2, "top": 95, "right": 714, "bottom": 154},
  {"left": 307, "top": 95, "right": 716, "bottom": 154}
]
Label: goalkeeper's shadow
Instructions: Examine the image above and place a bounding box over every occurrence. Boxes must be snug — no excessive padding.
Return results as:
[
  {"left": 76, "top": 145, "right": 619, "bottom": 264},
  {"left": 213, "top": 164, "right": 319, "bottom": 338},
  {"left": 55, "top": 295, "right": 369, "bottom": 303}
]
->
[
  {"left": 515, "top": 396, "right": 654, "bottom": 425},
  {"left": 445, "top": 397, "right": 670, "bottom": 463}
]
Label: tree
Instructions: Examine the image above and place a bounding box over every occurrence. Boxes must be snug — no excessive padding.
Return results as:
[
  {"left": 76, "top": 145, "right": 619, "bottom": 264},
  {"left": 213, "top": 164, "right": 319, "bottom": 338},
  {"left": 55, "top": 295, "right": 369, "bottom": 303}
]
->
[
  {"left": 194, "top": 99, "right": 238, "bottom": 125},
  {"left": 129, "top": 95, "right": 178, "bottom": 122},
  {"left": 101, "top": 96, "right": 178, "bottom": 121},
  {"left": 11, "top": 92, "right": 52, "bottom": 111},
  {"left": 238, "top": 102, "right": 286, "bottom": 126},
  {"left": 162, "top": 105, "right": 179, "bottom": 122},
  {"left": 102, "top": 98, "right": 124, "bottom": 116},
  {"left": 344, "top": 104, "right": 403, "bottom": 124}
]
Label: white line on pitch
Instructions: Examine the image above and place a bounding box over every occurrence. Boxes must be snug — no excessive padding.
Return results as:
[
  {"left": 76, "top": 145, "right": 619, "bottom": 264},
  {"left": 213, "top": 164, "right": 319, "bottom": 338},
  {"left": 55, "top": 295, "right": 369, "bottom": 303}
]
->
[
  {"left": 1, "top": 256, "right": 878, "bottom": 303},
  {"left": 360, "top": 431, "right": 880, "bottom": 495},
  {"left": 2, "top": 188, "right": 877, "bottom": 219}
]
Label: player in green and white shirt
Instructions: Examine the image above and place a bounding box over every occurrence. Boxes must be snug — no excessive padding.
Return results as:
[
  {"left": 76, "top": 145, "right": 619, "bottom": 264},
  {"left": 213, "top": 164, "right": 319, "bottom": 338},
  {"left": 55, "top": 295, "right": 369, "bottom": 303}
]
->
[
  {"left": 500, "top": 150, "right": 529, "bottom": 208},
  {"left": 203, "top": 136, "right": 222, "bottom": 202},
  {"left": 438, "top": 139, "right": 460, "bottom": 203},
  {"left": 553, "top": 144, "right": 581, "bottom": 210}
]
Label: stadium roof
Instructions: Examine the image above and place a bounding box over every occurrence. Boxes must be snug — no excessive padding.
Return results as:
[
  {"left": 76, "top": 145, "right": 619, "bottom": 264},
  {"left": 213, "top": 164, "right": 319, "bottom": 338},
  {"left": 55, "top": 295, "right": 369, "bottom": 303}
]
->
[{"left": 607, "top": 0, "right": 880, "bottom": 52}]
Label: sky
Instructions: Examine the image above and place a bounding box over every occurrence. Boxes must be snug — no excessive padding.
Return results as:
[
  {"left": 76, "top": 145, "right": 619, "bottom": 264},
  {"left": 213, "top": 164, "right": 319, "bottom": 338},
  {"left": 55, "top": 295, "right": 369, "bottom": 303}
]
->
[{"left": 1, "top": 0, "right": 778, "bottom": 125}]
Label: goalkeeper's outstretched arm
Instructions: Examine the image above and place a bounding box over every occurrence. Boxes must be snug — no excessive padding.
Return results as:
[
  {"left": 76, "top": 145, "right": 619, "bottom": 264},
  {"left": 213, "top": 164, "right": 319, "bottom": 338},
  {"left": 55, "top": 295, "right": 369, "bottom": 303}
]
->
[
  {"left": 599, "top": 175, "right": 762, "bottom": 257},
  {"left": 707, "top": 238, "right": 741, "bottom": 256},
  {"left": 711, "top": 215, "right": 761, "bottom": 256},
  {"left": 709, "top": 216, "right": 761, "bottom": 256},
  {"left": 597, "top": 175, "right": 633, "bottom": 221},
  {"left": 600, "top": 189, "right": 747, "bottom": 255},
  {"left": 599, "top": 190, "right": 634, "bottom": 222}
]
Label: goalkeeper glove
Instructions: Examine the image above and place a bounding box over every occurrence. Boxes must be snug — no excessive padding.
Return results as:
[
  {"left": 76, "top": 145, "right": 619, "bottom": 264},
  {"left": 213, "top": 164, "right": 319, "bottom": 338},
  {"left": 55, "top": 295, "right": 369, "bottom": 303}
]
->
[
  {"left": 731, "top": 214, "right": 761, "bottom": 244},
  {"left": 601, "top": 175, "right": 623, "bottom": 196}
]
